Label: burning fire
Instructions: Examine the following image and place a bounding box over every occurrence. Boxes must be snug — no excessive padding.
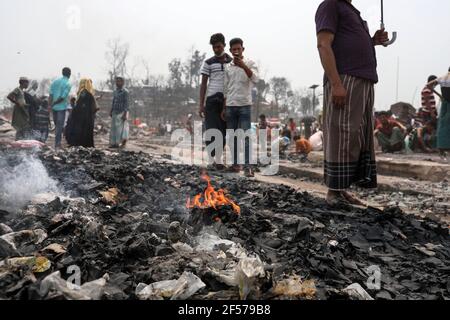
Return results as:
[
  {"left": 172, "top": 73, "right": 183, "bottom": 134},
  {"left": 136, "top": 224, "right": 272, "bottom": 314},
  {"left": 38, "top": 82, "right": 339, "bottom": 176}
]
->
[{"left": 187, "top": 175, "right": 241, "bottom": 215}]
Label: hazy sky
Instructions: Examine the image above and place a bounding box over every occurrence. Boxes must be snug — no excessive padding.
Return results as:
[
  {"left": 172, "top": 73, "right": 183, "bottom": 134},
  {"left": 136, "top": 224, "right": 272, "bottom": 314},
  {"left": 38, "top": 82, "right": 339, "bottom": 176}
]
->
[{"left": 1, "top": 0, "right": 449, "bottom": 110}]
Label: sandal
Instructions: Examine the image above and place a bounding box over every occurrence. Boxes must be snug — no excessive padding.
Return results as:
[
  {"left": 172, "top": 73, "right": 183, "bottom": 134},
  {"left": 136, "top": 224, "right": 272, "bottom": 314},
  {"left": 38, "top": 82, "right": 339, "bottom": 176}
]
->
[
  {"left": 341, "top": 192, "right": 366, "bottom": 206},
  {"left": 326, "top": 192, "right": 350, "bottom": 207}
]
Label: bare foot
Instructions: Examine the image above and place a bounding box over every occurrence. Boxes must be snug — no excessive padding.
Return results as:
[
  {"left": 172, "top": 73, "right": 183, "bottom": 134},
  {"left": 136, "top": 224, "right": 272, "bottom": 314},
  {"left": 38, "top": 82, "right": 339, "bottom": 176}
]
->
[{"left": 341, "top": 191, "right": 366, "bottom": 206}]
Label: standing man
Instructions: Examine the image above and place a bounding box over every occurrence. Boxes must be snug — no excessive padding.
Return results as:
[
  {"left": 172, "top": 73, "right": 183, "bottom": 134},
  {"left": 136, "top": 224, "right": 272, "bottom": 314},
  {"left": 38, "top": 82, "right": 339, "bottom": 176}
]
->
[
  {"left": 7, "top": 77, "right": 31, "bottom": 140},
  {"left": 25, "top": 80, "right": 40, "bottom": 133},
  {"left": 199, "top": 33, "right": 233, "bottom": 169},
  {"left": 428, "top": 67, "right": 450, "bottom": 160},
  {"left": 165, "top": 121, "right": 172, "bottom": 136},
  {"left": 110, "top": 76, "right": 130, "bottom": 149},
  {"left": 315, "top": 0, "right": 390, "bottom": 206},
  {"left": 419, "top": 75, "right": 438, "bottom": 124},
  {"left": 49, "top": 67, "right": 72, "bottom": 149},
  {"left": 34, "top": 97, "right": 51, "bottom": 143},
  {"left": 223, "top": 38, "right": 259, "bottom": 177}
]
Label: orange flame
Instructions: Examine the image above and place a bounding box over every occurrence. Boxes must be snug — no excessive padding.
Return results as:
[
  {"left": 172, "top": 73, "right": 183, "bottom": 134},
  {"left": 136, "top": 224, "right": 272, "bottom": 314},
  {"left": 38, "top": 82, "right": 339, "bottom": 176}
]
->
[{"left": 187, "top": 175, "right": 241, "bottom": 215}]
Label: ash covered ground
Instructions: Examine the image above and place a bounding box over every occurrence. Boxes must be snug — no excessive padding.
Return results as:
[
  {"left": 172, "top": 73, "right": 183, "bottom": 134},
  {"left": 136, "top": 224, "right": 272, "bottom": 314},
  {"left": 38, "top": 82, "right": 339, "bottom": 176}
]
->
[{"left": 0, "top": 147, "right": 449, "bottom": 300}]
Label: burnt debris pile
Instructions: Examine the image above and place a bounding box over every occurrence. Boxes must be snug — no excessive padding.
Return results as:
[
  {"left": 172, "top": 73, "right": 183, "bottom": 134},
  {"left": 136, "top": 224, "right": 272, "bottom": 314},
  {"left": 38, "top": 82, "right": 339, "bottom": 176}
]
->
[{"left": 0, "top": 147, "right": 449, "bottom": 300}]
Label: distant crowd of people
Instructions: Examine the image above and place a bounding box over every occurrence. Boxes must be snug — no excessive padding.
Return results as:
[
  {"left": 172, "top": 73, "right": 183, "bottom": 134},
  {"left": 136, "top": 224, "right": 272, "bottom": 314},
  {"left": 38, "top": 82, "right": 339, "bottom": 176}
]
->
[
  {"left": 7, "top": 68, "right": 130, "bottom": 150},
  {"left": 374, "top": 70, "right": 450, "bottom": 160},
  {"left": 257, "top": 114, "right": 323, "bottom": 162}
]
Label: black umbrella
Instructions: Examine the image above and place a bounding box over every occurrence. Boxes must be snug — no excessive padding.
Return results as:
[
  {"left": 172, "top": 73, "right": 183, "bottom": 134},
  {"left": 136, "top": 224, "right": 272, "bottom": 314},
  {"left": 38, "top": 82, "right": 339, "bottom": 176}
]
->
[
  {"left": 381, "top": 0, "right": 397, "bottom": 46},
  {"left": 390, "top": 102, "right": 416, "bottom": 118}
]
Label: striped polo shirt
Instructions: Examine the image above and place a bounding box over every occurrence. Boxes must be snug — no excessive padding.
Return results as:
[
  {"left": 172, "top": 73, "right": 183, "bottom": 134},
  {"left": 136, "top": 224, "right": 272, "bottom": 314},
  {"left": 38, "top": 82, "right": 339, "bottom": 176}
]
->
[
  {"left": 200, "top": 54, "right": 232, "bottom": 97},
  {"left": 421, "top": 86, "right": 437, "bottom": 113}
]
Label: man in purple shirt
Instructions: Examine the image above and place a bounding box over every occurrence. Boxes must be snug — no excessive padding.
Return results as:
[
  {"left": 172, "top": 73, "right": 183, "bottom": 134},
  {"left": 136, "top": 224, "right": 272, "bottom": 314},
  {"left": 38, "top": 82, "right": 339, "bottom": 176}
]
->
[{"left": 315, "top": 0, "right": 390, "bottom": 206}]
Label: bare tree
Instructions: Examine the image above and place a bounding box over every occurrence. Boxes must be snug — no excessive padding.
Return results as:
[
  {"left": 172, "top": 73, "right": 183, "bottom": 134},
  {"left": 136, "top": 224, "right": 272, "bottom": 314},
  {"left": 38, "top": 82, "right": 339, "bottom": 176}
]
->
[
  {"left": 300, "top": 96, "right": 312, "bottom": 116},
  {"left": 182, "top": 48, "right": 206, "bottom": 89},
  {"left": 168, "top": 58, "right": 184, "bottom": 88},
  {"left": 105, "top": 38, "right": 130, "bottom": 90},
  {"left": 270, "top": 77, "right": 291, "bottom": 109},
  {"left": 140, "top": 58, "right": 151, "bottom": 86},
  {"left": 149, "top": 75, "right": 167, "bottom": 88}
]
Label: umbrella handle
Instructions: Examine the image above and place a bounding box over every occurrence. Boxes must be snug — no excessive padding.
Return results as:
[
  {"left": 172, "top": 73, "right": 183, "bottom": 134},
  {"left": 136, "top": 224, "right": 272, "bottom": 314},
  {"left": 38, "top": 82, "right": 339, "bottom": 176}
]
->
[{"left": 380, "top": 23, "right": 397, "bottom": 46}]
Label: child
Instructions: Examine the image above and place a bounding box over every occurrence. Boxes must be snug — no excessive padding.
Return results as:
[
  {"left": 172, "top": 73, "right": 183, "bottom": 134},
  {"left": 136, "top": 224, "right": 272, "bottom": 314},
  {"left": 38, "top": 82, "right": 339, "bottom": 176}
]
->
[{"left": 34, "top": 97, "right": 50, "bottom": 143}]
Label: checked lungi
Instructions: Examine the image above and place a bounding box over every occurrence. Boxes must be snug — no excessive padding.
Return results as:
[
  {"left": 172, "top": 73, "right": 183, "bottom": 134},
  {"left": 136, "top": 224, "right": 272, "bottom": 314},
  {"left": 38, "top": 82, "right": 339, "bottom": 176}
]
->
[
  {"left": 110, "top": 112, "right": 129, "bottom": 146},
  {"left": 323, "top": 75, "right": 377, "bottom": 191}
]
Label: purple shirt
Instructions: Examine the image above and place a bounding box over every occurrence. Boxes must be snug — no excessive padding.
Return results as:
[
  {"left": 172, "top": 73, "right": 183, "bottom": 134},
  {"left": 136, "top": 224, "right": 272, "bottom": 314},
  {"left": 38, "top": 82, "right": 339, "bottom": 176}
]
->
[{"left": 315, "top": 0, "right": 378, "bottom": 83}]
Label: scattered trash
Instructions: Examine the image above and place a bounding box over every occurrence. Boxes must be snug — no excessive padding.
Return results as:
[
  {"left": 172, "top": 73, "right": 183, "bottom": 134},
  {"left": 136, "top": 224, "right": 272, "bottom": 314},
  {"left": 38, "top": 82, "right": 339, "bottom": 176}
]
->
[
  {"left": 167, "top": 221, "right": 185, "bottom": 244},
  {"left": 414, "top": 244, "right": 436, "bottom": 257},
  {"left": 273, "top": 275, "right": 317, "bottom": 299},
  {"left": 235, "top": 257, "right": 266, "bottom": 300},
  {"left": 136, "top": 272, "right": 206, "bottom": 300},
  {"left": 0, "top": 224, "right": 13, "bottom": 236},
  {"left": 99, "top": 188, "right": 126, "bottom": 205},
  {"left": 42, "top": 243, "right": 67, "bottom": 255},
  {"left": 40, "top": 271, "right": 109, "bottom": 300},
  {"left": 9, "top": 140, "right": 45, "bottom": 149},
  {"left": 1, "top": 256, "right": 51, "bottom": 273},
  {"left": 328, "top": 240, "right": 339, "bottom": 247},
  {"left": 342, "top": 283, "right": 374, "bottom": 300},
  {"left": 172, "top": 242, "right": 194, "bottom": 254},
  {"left": 0, "top": 229, "right": 47, "bottom": 251},
  {"left": 0, "top": 237, "right": 20, "bottom": 258}
]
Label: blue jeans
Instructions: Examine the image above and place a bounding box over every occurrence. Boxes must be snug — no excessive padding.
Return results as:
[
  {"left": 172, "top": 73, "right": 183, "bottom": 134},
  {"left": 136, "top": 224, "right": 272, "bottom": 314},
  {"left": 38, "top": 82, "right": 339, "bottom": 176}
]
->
[
  {"left": 53, "top": 110, "right": 66, "bottom": 148},
  {"left": 226, "top": 106, "right": 251, "bottom": 166}
]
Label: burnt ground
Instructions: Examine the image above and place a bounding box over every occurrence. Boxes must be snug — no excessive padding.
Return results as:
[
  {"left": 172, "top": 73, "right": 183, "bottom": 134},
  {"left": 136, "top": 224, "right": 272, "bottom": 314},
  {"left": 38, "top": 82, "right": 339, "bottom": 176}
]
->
[{"left": 0, "top": 147, "right": 449, "bottom": 300}]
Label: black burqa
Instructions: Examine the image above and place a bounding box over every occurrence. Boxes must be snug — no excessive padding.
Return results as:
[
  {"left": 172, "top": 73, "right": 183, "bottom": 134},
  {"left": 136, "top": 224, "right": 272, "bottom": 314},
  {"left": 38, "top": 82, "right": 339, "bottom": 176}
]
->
[{"left": 66, "top": 91, "right": 97, "bottom": 148}]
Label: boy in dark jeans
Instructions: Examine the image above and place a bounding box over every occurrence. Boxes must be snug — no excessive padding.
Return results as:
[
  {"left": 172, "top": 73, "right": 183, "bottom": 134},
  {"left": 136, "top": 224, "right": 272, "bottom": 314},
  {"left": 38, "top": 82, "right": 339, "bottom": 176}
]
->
[
  {"left": 222, "top": 38, "right": 259, "bottom": 177},
  {"left": 34, "top": 97, "right": 50, "bottom": 143},
  {"left": 199, "top": 33, "right": 232, "bottom": 170}
]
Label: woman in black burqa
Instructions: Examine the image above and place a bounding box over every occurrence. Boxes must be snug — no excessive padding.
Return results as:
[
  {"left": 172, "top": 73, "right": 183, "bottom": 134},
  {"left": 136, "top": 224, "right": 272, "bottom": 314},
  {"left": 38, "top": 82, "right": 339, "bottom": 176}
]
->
[{"left": 66, "top": 78, "right": 98, "bottom": 148}]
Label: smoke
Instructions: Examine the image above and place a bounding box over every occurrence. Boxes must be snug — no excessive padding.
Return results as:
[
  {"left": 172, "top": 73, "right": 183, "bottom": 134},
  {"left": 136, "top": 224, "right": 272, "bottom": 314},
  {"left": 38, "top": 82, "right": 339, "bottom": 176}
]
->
[{"left": 0, "top": 153, "right": 59, "bottom": 212}]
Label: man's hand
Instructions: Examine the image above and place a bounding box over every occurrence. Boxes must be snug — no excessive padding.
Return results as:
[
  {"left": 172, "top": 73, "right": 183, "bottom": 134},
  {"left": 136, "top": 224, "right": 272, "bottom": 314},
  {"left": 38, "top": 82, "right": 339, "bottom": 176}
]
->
[
  {"left": 122, "top": 112, "right": 128, "bottom": 121},
  {"left": 199, "top": 106, "right": 205, "bottom": 118},
  {"left": 331, "top": 83, "right": 347, "bottom": 108},
  {"left": 221, "top": 109, "right": 226, "bottom": 121},
  {"left": 373, "top": 28, "right": 390, "bottom": 46},
  {"left": 234, "top": 57, "right": 246, "bottom": 69}
]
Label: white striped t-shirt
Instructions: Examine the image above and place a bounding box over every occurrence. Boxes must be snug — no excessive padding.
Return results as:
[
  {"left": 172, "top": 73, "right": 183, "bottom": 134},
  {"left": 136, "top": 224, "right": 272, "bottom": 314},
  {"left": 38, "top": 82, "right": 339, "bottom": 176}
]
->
[{"left": 200, "top": 54, "right": 233, "bottom": 97}]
